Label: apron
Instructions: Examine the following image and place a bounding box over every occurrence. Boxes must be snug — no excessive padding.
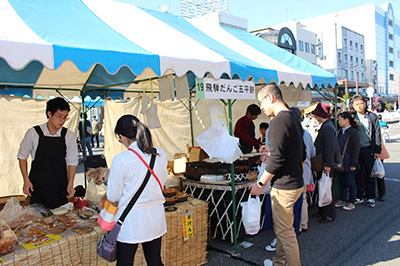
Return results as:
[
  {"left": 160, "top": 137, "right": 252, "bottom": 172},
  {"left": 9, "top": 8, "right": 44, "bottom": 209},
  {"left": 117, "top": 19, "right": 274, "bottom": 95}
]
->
[
  {"left": 240, "top": 122, "right": 256, "bottom": 154},
  {"left": 29, "top": 126, "right": 68, "bottom": 209}
]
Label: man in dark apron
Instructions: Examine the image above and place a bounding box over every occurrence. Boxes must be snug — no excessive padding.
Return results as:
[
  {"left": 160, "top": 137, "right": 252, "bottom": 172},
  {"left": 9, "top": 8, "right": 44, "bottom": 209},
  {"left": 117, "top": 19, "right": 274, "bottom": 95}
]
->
[
  {"left": 234, "top": 104, "right": 262, "bottom": 154},
  {"left": 18, "top": 97, "right": 78, "bottom": 209}
]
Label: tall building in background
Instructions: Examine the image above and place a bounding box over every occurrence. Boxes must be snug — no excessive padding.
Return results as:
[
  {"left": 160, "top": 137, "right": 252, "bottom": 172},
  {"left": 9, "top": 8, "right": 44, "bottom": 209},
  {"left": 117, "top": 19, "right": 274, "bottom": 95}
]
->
[
  {"left": 181, "top": 0, "right": 228, "bottom": 18},
  {"left": 300, "top": 3, "right": 399, "bottom": 96}
]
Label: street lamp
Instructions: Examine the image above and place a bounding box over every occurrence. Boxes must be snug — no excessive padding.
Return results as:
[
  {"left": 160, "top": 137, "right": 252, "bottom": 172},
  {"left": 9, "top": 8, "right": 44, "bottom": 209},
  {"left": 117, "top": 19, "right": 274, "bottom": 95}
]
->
[{"left": 366, "top": 84, "right": 374, "bottom": 110}]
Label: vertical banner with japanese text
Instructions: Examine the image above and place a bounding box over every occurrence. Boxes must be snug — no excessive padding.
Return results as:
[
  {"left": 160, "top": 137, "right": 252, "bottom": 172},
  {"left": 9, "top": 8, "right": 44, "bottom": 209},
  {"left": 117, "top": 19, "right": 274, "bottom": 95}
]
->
[
  {"left": 182, "top": 210, "right": 193, "bottom": 241},
  {"left": 196, "top": 78, "right": 256, "bottom": 100}
]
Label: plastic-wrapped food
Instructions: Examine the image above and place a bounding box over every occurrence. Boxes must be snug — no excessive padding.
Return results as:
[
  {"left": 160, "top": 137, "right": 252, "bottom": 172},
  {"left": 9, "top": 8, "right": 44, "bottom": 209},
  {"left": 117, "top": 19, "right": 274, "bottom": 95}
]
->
[
  {"left": 3, "top": 202, "right": 44, "bottom": 230},
  {"left": 0, "top": 220, "right": 17, "bottom": 255},
  {"left": 0, "top": 198, "right": 24, "bottom": 226}
]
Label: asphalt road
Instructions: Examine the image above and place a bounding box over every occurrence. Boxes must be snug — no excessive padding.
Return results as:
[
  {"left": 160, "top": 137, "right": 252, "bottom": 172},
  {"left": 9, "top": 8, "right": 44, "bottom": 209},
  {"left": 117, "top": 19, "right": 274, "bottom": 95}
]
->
[{"left": 206, "top": 125, "right": 400, "bottom": 266}]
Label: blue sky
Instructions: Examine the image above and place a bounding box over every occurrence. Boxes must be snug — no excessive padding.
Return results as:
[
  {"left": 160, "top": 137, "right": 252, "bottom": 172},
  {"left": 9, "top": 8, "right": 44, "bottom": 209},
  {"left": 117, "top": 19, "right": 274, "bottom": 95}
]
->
[{"left": 119, "top": 0, "right": 399, "bottom": 30}]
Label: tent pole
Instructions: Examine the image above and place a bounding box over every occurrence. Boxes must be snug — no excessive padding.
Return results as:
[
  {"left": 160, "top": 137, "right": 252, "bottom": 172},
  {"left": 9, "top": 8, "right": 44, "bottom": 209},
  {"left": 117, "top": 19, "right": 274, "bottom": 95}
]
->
[
  {"left": 189, "top": 95, "right": 195, "bottom": 147},
  {"left": 80, "top": 90, "right": 87, "bottom": 188},
  {"left": 334, "top": 84, "right": 338, "bottom": 130},
  {"left": 228, "top": 99, "right": 238, "bottom": 255}
]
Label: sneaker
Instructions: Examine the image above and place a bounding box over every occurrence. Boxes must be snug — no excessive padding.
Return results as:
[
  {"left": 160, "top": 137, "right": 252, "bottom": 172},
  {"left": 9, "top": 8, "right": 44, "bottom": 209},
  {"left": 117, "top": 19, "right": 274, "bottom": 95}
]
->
[
  {"left": 355, "top": 198, "right": 364, "bottom": 204},
  {"left": 265, "top": 238, "right": 277, "bottom": 252},
  {"left": 263, "top": 259, "right": 273, "bottom": 266},
  {"left": 343, "top": 203, "right": 355, "bottom": 211},
  {"left": 366, "top": 199, "right": 376, "bottom": 208},
  {"left": 335, "top": 200, "right": 346, "bottom": 208}
]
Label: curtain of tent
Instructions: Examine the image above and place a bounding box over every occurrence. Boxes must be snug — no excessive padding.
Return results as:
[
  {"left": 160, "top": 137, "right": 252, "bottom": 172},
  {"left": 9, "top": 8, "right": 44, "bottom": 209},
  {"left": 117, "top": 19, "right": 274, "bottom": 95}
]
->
[{"left": 0, "top": 95, "right": 80, "bottom": 197}]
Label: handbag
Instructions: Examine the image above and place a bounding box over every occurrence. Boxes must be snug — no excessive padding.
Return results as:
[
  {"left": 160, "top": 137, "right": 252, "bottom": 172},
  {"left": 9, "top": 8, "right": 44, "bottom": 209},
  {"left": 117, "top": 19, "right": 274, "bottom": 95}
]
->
[
  {"left": 97, "top": 152, "right": 159, "bottom": 262},
  {"left": 306, "top": 183, "right": 315, "bottom": 192},
  {"left": 318, "top": 171, "right": 332, "bottom": 207},
  {"left": 311, "top": 154, "right": 324, "bottom": 172},
  {"left": 334, "top": 135, "right": 350, "bottom": 174}
]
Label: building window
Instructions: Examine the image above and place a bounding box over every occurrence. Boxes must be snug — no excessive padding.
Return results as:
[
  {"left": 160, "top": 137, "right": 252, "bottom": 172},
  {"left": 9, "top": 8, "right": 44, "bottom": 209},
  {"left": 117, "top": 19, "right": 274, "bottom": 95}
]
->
[
  {"left": 343, "top": 38, "right": 347, "bottom": 48},
  {"left": 344, "top": 54, "right": 348, "bottom": 64},
  {"left": 357, "top": 72, "right": 359, "bottom": 81},
  {"left": 337, "top": 52, "right": 342, "bottom": 63},
  {"left": 351, "top": 71, "right": 354, "bottom": 80},
  {"left": 349, "top": 40, "right": 353, "bottom": 49},
  {"left": 389, "top": 33, "right": 393, "bottom": 40},
  {"left": 356, "top": 57, "right": 359, "bottom": 64},
  {"left": 360, "top": 44, "right": 363, "bottom": 51},
  {"left": 355, "top": 42, "right": 358, "bottom": 50},
  {"left": 389, "top": 19, "right": 393, "bottom": 27},
  {"left": 361, "top": 59, "right": 364, "bottom": 65},
  {"left": 298, "top": 40, "right": 304, "bottom": 51},
  {"left": 361, "top": 73, "right": 364, "bottom": 81},
  {"left": 350, "top": 56, "right": 353, "bottom": 63},
  {"left": 389, "top": 47, "right": 393, "bottom": 54},
  {"left": 389, "top": 61, "right": 394, "bottom": 67},
  {"left": 345, "top": 70, "right": 348, "bottom": 79},
  {"left": 305, "top": 42, "right": 310, "bottom": 52},
  {"left": 389, "top": 74, "right": 394, "bottom": 81},
  {"left": 311, "top": 44, "right": 315, "bottom": 54}
]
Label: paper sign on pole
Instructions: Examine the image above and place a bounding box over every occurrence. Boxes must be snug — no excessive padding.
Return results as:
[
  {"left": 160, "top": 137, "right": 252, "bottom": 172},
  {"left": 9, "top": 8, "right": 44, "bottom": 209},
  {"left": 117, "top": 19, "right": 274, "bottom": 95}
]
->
[
  {"left": 182, "top": 210, "right": 193, "bottom": 241},
  {"left": 196, "top": 78, "right": 256, "bottom": 100}
]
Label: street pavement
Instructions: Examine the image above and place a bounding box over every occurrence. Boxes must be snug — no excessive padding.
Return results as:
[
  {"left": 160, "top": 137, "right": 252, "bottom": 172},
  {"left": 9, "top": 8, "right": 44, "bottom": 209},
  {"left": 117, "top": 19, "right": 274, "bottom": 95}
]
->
[{"left": 206, "top": 124, "right": 400, "bottom": 266}]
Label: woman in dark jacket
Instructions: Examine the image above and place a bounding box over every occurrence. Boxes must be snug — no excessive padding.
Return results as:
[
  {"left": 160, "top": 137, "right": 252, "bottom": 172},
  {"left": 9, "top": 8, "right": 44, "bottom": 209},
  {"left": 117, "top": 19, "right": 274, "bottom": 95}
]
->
[
  {"left": 334, "top": 112, "right": 360, "bottom": 211},
  {"left": 312, "top": 103, "right": 341, "bottom": 223}
]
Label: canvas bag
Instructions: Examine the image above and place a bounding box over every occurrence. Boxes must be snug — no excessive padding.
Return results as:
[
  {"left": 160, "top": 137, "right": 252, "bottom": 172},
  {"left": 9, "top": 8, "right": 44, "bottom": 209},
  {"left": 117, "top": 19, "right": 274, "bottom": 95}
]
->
[{"left": 97, "top": 153, "right": 158, "bottom": 262}]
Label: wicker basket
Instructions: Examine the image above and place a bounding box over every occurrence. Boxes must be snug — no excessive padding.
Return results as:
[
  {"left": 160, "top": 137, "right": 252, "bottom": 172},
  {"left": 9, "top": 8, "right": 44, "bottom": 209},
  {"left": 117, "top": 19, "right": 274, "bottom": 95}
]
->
[{"left": 0, "top": 198, "right": 207, "bottom": 266}]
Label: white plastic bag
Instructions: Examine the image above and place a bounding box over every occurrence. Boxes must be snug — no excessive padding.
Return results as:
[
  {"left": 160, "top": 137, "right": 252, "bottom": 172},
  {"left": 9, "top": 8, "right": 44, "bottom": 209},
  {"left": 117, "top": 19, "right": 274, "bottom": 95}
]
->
[
  {"left": 371, "top": 159, "right": 385, "bottom": 179},
  {"left": 195, "top": 101, "right": 243, "bottom": 163},
  {"left": 318, "top": 172, "right": 332, "bottom": 207},
  {"left": 240, "top": 194, "right": 262, "bottom": 235}
]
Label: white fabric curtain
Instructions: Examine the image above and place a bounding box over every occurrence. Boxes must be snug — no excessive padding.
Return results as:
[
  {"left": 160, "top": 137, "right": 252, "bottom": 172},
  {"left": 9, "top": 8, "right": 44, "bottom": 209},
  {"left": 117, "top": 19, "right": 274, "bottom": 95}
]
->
[{"left": 0, "top": 95, "right": 80, "bottom": 197}]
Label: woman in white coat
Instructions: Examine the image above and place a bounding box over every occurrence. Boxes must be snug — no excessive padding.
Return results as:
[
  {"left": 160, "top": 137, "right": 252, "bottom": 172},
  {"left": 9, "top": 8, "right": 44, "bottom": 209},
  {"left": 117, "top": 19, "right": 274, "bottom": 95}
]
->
[{"left": 107, "top": 115, "right": 168, "bottom": 266}]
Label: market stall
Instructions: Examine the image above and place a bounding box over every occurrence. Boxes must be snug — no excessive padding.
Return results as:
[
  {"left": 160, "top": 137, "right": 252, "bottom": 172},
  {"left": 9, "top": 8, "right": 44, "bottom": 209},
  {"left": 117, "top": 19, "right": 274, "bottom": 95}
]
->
[
  {"left": 0, "top": 0, "right": 337, "bottom": 256},
  {"left": 0, "top": 198, "right": 208, "bottom": 266}
]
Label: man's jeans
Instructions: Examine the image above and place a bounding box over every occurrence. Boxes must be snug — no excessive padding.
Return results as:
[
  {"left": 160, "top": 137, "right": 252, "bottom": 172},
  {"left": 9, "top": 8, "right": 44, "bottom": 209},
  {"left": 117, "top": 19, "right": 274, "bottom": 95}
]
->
[
  {"left": 356, "top": 147, "right": 376, "bottom": 199},
  {"left": 339, "top": 170, "right": 357, "bottom": 203}
]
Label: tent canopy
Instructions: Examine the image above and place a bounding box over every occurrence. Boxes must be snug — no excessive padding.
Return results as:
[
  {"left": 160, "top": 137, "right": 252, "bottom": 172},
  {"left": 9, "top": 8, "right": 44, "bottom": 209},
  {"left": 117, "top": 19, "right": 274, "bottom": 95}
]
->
[{"left": 0, "top": 0, "right": 336, "bottom": 99}]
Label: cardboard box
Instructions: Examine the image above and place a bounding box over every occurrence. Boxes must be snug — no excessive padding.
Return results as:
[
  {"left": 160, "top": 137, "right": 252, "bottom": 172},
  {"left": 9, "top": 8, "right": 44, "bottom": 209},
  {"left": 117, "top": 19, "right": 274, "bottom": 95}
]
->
[{"left": 188, "top": 147, "right": 208, "bottom": 162}]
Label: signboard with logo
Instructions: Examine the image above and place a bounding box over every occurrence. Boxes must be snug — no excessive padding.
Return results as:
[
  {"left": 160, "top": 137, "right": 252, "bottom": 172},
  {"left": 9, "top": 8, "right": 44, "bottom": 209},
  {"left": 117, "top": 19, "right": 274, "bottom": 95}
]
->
[{"left": 195, "top": 78, "right": 256, "bottom": 100}]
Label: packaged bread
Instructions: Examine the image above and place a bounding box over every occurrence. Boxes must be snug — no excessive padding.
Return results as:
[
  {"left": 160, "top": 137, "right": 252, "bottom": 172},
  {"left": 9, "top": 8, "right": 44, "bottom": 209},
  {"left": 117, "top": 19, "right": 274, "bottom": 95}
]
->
[{"left": 0, "top": 220, "right": 17, "bottom": 255}]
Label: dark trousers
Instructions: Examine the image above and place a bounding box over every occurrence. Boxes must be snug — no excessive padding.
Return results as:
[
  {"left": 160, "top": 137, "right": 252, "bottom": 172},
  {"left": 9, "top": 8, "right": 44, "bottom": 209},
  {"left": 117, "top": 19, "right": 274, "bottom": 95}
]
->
[
  {"left": 339, "top": 170, "right": 357, "bottom": 204},
  {"left": 377, "top": 160, "right": 386, "bottom": 197},
  {"left": 316, "top": 172, "right": 336, "bottom": 219},
  {"left": 91, "top": 133, "right": 99, "bottom": 147},
  {"left": 116, "top": 237, "right": 163, "bottom": 266},
  {"left": 356, "top": 147, "right": 376, "bottom": 199}
]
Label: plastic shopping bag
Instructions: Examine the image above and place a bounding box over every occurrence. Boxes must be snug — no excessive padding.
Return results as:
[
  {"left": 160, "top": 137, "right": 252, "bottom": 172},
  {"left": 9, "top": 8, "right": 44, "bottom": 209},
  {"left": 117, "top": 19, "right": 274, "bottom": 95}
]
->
[
  {"left": 318, "top": 172, "right": 332, "bottom": 207},
  {"left": 240, "top": 194, "right": 262, "bottom": 235},
  {"left": 371, "top": 159, "right": 385, "bottom": 179}
]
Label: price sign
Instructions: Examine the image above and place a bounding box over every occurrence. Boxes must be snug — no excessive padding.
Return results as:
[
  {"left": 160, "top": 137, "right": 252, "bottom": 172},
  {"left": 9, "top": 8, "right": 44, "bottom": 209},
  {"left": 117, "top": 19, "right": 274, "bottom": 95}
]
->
[
  {"left": 22, "top": 234, "right": 63, "bottom": 251},
  {"left": 182, "top": 210, "right": 193, "bottom": 241}
]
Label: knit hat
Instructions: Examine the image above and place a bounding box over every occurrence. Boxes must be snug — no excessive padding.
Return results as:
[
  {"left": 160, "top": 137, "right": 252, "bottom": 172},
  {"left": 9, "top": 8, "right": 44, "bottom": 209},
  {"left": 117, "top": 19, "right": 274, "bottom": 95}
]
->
[
  {"left": 311, "top": 103, "right": 330, "bottom": 118},
  {"left": 290, "top": 107, "right": 303, "bottom": 122}
]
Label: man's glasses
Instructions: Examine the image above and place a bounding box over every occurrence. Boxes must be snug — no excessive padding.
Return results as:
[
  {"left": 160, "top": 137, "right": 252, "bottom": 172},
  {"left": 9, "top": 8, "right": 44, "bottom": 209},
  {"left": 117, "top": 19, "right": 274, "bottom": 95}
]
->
[{"left": 54, "top": 114, "right": 69, "bottom": 121}]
